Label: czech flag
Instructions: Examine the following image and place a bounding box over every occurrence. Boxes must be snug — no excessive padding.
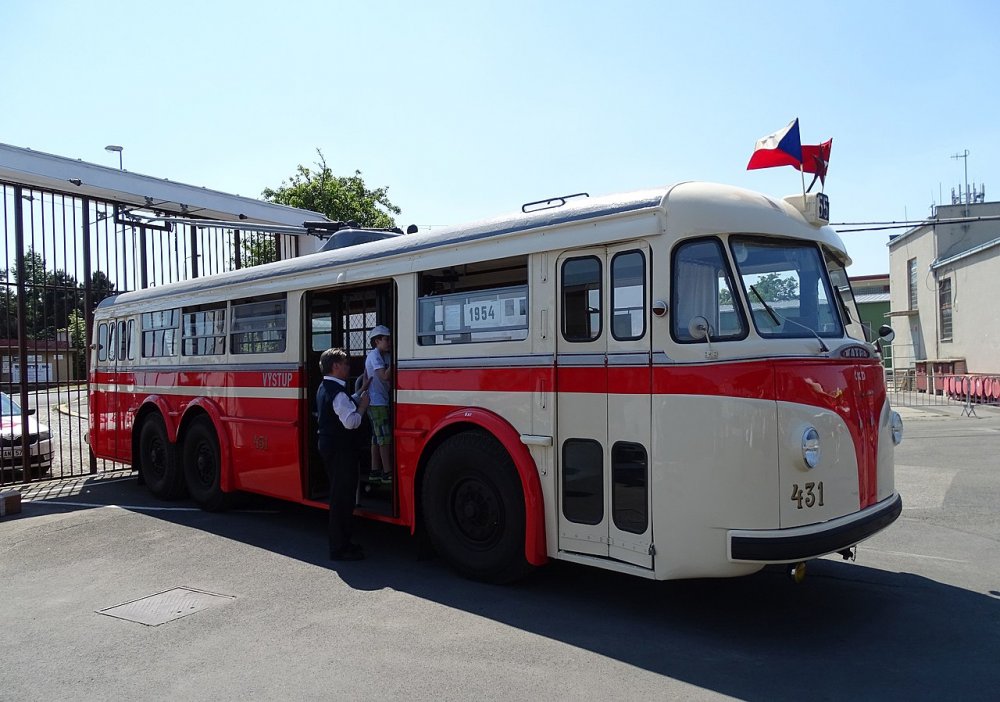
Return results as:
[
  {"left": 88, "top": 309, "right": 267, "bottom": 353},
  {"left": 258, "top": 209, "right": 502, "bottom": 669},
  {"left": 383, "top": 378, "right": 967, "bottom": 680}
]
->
[{"left": 746, "top": 118, "right": 802, "bottom": 170}]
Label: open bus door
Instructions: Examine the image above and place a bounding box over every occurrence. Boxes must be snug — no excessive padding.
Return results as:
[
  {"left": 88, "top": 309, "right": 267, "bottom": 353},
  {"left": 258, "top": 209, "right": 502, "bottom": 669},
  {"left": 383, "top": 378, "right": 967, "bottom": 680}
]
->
[
  {"left": 303, "top": 283, "right": 395, "bottom": 515},
  {"left": 555, "top": 244, "right": 653, "bottom": 569}
]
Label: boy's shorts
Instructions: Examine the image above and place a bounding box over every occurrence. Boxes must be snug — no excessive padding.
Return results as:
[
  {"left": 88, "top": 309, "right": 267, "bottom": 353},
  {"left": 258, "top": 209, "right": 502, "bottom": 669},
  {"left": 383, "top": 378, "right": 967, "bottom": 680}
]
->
[{"left": 368, "top": 405, "right": 392, "bottom": 446}]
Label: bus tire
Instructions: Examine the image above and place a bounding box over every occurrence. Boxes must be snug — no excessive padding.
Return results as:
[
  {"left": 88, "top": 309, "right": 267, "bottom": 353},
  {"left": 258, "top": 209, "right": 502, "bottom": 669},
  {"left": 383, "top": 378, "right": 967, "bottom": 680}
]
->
[
  {"left": 422, "top": 431, "right": 532, "bottom": 584},
  {"left": 182, "top": 417, "right": 229, "bottom": 511},
  {"left": 138, "top": 415, "right": 185, "bottom": 500}
]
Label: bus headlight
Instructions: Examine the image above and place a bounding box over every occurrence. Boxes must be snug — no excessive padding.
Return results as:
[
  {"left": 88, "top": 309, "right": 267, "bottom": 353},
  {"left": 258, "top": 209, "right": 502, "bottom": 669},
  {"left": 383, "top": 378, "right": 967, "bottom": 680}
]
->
[
  {"left": 890, "top": 411, "right": 903, "bottom": 445},
  {"left": 801, "top": 427, "right": 821, "bottom": 469}
]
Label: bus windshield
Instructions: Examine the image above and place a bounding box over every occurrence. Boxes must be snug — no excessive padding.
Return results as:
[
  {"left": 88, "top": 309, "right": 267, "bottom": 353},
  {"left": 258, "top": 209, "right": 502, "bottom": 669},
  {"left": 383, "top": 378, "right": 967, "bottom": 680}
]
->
[{"left": 729, "top": 236, "right": 843, "bottom": 339}]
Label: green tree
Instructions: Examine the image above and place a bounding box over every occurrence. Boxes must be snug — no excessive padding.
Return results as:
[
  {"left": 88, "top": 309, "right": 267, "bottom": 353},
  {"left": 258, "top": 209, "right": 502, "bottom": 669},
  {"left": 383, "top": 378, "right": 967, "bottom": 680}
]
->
[
  {"left": 750, "top": 272, "right": 799, "bottom": 302},
  {"left": 13, "top": 250, "right": 82, "bottom": 339},
  {"left": 262, "top": 150, "right": 401, "bottom": 229},
  {"left": 238, "top": 235, "right": 277, "bottom": 268}
]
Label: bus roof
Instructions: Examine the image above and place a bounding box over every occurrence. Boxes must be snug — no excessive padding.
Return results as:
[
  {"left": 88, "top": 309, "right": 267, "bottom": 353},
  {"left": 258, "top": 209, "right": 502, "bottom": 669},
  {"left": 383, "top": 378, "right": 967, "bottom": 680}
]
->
[{"left": 98, "top": 181, "right": 847, "bottom": 312}]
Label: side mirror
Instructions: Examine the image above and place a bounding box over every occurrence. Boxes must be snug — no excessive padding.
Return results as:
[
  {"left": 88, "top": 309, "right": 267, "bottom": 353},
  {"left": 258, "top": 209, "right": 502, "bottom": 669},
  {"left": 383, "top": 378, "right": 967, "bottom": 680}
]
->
[
  {"left": 687, "top": 316, "right": 712, "bottom": 341},
  {"left": 878, "top": 324, "right": 895, "bottom": 344},
  {"left": 27, "top": 408, "right": 36, "bottom": 416}
]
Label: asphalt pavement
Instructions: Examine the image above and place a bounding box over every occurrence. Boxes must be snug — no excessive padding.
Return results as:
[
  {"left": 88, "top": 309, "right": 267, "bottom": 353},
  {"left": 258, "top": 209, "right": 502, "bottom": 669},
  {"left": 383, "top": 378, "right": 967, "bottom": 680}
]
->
[{"left": 2, "top": 406, "right": 999, "bottom": 701}]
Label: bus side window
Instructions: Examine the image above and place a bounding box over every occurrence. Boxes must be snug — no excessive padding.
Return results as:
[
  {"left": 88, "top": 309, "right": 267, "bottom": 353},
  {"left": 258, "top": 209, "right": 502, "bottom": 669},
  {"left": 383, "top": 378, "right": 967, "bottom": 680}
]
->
[
  {"left": 118, "top": 321, "right": 128, "bottom": 361},
  {"left": 126, "top": 320, "right": 135, "bottom": 360},
  {"left": 107, "top": 322, "right": 117, "bottom": 362},
  {"left": 562, "top": 256, "right": 602, "bottom": 342},
  {"left": 97, "top": 323, "right": 108, "bottom": 362}
]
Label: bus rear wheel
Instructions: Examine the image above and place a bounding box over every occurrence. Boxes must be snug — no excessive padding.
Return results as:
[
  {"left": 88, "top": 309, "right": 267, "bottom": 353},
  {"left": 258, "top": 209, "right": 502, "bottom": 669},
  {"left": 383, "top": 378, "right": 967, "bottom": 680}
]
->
[
  {"left": 422, "top": 431, "right": 531, "bottom": 584},
  {"left": 182, "top": 417, "right": 228, "bottom": 511},
  {"left": 138, "top": 415, "right": 185, "bottom": 499}
]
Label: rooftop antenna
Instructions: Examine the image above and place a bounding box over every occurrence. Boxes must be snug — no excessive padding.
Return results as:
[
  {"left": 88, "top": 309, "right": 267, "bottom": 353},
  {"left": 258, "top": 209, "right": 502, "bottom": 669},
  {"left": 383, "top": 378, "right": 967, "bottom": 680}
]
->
[{"left": 951, "top": 149, "right": 970, "bottom": 215}]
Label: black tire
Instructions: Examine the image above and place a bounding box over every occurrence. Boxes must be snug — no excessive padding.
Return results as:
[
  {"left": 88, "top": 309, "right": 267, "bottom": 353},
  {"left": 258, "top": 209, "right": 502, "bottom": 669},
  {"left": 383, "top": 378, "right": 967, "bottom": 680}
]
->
[
  {"left": 422, "top": 431, "right": 533, "bottom": 584},
  {"left": 138, "top": 414, "right": 185, "bottom": 499},
  {"left": 182, "top": 417, "right": 229, "bottom": 511}
]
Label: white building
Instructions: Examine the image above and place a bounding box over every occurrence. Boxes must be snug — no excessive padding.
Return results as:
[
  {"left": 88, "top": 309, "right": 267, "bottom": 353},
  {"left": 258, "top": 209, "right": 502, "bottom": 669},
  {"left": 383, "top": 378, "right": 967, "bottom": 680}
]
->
[{"left": 887, "top": 197, "right": 1000, "bottom": 376}]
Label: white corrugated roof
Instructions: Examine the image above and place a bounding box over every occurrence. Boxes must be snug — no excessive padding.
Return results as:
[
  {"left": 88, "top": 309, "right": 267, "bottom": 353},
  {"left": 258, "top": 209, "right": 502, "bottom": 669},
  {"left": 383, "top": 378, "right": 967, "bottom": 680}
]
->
[{"left": 0, "top": 142, "right": 329, "bottom": 228}]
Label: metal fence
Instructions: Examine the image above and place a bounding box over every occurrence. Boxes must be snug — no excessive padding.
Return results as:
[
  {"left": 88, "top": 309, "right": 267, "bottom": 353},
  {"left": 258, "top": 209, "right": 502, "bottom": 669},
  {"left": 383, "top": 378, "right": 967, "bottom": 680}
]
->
[
  {"left": 1, "top": 181, "right": 299, "bottom": 486},
  {"left": 885, "top": 343, "right": 1000, "bottom": 409}
]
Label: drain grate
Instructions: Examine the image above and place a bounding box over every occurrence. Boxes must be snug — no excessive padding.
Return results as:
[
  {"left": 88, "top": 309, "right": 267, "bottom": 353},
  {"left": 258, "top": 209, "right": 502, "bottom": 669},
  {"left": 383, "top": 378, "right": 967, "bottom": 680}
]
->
[{"left": 98, "top": 587, "right": 235, "bottom": 626}]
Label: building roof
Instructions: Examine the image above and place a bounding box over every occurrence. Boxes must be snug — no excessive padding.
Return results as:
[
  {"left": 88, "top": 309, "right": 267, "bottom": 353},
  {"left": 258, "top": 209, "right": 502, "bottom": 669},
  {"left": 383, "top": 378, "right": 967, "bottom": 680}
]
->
[
  {"left": 0, "top": 142, "right": 329, "bottom": 228},
  {"left": 931, "top": 236, "right": 1000, "bottom": 270},
  {"left": 854, "top": 293, "right": 890, "bottom": 304}
]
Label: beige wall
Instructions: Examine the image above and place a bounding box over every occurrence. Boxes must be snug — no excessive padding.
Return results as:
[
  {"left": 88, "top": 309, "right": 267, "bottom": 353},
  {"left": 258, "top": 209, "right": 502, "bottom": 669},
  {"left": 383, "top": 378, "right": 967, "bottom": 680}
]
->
[
  {"left": 936, "top": 247, "right": 1000, "bottom": 373},
  {"left": 888, "top": 209, "right": 1000, "bottom": 374},
  {"left": 888, "top": 226, "right": 936, "bottom": 366}
]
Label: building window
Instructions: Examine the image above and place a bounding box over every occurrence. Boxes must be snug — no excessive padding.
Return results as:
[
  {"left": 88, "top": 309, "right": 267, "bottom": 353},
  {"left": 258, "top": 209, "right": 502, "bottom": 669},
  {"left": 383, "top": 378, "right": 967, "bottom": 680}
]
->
[
  {"left": 908, "top": 258, "right": 918, "bottom": 310},
  {"left": 938, "top": 278, "right": 952, "bottom": 341}
]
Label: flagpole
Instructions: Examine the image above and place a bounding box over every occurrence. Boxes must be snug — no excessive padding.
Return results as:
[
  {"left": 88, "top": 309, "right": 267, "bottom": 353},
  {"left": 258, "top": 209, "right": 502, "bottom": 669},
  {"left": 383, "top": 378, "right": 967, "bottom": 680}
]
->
[{"left": 800, "top": 165, "right": 807, "bottom": 201}]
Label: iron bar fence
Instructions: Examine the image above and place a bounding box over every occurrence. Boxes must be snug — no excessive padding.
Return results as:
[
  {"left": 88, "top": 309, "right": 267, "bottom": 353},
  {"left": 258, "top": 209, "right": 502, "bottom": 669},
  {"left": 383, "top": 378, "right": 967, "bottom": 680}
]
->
[
  {"left": 1, "top": 180, "right": 299, "bottom": 486},
  {"left": 885, "top": 344, "right": 1000, "bottom": 409}
]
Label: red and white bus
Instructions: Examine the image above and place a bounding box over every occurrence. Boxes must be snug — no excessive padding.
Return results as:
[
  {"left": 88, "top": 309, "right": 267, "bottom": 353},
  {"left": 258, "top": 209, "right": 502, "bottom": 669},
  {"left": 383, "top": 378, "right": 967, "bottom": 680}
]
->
[{"left": 90, "top": 182, "right": 903, "bottom": 582}]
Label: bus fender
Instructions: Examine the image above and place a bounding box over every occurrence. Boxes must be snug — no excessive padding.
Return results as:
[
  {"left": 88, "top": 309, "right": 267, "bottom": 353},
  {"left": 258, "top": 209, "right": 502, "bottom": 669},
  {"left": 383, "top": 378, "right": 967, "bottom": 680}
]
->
[
  {"left": 424, "top": 407, "right": 548, "bottom": 567},
  {"left": 139, "top": 396, "right": 179, "bottom": 441},
  {"left": 180, "top": 398, "right": 234, "bottom": 494}
]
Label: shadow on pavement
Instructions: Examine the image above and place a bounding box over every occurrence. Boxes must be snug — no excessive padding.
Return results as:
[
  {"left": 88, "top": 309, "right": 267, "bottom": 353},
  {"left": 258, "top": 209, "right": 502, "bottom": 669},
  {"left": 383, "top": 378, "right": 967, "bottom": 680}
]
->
[{"left": 14, "top": 473, "right": 1000, "bottom": 702}]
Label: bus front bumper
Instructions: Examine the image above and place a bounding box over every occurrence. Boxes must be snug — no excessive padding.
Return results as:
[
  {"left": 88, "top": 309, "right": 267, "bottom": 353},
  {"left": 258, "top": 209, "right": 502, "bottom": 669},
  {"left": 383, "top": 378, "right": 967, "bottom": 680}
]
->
[{"left": 727, "top": 492, "right": 903, "bottom": 563}]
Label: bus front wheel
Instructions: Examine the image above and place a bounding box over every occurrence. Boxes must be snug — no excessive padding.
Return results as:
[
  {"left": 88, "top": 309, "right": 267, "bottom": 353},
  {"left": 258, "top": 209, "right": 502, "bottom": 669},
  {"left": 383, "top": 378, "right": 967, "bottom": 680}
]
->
[
  {"left": 422, "top": 431, "right": 532, "bottom": 584},
  {"left": 138, "top": 415, "right": 185, "bottom": 499},
  {"left": 182, "top": 417, "right": 228, "bottom": 511}
]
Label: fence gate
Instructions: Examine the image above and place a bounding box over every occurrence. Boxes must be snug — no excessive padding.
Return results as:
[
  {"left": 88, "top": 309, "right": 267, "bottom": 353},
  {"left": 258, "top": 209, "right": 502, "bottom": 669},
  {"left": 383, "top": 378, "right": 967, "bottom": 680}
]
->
[{"left": 1, "top": 180, "right": 299, "bottom": 486}]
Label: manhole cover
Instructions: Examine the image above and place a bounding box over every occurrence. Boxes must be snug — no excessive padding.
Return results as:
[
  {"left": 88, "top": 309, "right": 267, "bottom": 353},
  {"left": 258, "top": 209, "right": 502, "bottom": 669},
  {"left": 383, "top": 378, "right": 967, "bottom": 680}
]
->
[{"left": 98, "top": 587, "right": 235, "bottom": 626}]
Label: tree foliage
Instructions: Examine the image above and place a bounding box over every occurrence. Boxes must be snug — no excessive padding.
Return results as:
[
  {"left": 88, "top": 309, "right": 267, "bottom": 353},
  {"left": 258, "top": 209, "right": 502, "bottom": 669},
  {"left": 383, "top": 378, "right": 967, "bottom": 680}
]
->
[
  {"left": 751, "top": 273, "right": 799, "bottom": 302},
  {"left": 2, "top": 248, "right": 116, "bottom": 372},
  {"left": 262, "top": 149, "right": 401, "bottom": 229}
]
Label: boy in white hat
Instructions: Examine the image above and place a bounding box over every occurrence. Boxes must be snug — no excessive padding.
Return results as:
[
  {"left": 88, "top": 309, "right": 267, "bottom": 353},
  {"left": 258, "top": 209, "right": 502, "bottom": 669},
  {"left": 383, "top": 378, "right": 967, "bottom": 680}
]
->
[{"left": 365, "top": 325, "right": 393, "bottom": 481}]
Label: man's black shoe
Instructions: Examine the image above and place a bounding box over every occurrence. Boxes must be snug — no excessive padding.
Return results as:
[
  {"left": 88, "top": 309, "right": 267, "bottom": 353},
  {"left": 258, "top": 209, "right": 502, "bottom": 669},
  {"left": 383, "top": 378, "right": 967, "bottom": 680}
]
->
[{"left": 330, "top": 548, "right": 365, "bottom": 562}]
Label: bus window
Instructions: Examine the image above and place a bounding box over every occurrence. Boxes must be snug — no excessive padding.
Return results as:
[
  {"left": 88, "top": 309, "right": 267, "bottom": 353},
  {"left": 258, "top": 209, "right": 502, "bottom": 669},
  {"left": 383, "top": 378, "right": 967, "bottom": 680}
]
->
[
  {"left": 117, "top": 321, "right": 128, "bottom": 361},
  {"left": 231, "top": 296, "right": 287, "bottom": 354},
  {"left": 824, "top": 249, "right": 867, "bottom": 341},
  {"left": 141, "top": 309, "right": 179, "bottom": 358},
  {"left": 126, "top": 320, "right": 135, "bottom": 360},
  {"left": 107, "top": 322, "right": 117, "bottom": 362},
  {"left": 671, "top": 238, "right": 746, "bottom": 342},
  {"left": 561, "top": 256, "right": 602, "bottom": 342},
  {"left": 182, "top": 304, "right": 226, "bottom": 356},
  {"left": 417, "top": 256, "right": 528, "bottom": 346},
  {"left": 562, "top": 439, "right": 603, "bottom": 525},
  {"left": 611, "top": 250, "right": 646, "bottom": 340},
  {"left": 730, "top": 236, "right": 843, "bottom": 339},
  {"left": 612, "top": 442, "right": 648, "bottom": 534},
  {"left": 97, "top": 323, "right": 109, "bottom": 362}
]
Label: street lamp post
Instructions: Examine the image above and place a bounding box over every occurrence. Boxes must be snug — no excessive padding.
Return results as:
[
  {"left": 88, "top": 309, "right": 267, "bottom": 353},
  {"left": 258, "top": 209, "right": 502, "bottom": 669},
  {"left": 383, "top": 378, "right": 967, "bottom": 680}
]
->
[{"left": 105, "top": 144, "right": 123, "bottom": 170}]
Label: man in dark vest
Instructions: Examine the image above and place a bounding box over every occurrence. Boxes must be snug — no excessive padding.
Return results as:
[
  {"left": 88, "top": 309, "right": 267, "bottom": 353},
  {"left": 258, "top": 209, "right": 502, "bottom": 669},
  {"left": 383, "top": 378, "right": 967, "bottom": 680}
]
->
[{"left": 316, "top": 348, "right": 371, "bottom": 561}]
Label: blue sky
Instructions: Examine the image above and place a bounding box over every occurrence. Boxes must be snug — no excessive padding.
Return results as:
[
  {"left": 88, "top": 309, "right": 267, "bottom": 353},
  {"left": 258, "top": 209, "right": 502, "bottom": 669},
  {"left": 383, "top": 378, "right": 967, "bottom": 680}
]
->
[{"left": 2, "top": 0, "right": 997, "bottom": 275}]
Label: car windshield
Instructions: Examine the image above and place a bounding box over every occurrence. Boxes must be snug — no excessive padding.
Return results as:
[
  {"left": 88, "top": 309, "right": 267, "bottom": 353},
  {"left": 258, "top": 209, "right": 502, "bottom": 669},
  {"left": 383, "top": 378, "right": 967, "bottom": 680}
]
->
[
  {"left": 1, "top": 393, "right": 21, "bottom": 416},
  {"left": 729, "top": 236, "right": 843, "bottom": 338}
]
